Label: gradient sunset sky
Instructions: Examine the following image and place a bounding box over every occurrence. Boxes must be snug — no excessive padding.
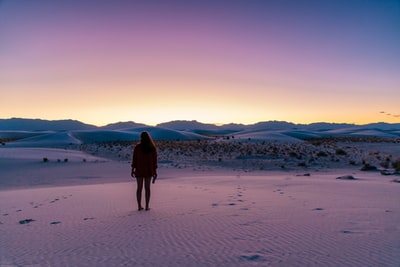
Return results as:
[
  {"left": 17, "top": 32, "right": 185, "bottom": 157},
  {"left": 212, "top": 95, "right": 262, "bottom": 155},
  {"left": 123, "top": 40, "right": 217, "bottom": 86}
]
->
[{"left": 1, "top": 0, "right": 399, "bottom": 126}]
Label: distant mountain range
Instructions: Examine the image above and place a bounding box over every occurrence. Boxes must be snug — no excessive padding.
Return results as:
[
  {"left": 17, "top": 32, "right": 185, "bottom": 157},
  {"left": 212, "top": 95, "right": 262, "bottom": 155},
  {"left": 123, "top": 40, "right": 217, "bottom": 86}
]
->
[
  {"left": 0, "top": 118, "right": 399, "bottom": 132},
  {"left": 1, "top": 118, "right": 399, "bottom": 147},
  {"left": 0, "top": 118, "right": 96, "bottom": 131}
]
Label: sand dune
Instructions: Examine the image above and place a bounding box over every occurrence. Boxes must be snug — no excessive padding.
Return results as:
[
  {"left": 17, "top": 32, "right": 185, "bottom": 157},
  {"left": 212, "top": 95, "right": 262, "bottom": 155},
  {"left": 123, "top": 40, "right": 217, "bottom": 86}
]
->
[{"left": 1, "top": 121, "right": 399, "bottom": 148}]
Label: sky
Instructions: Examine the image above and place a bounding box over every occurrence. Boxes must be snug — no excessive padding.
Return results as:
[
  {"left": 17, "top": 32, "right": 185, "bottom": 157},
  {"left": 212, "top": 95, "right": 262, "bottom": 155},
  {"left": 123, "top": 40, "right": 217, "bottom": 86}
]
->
[{"left": 1, "top": 0, "right": 399, "bottom": 126}]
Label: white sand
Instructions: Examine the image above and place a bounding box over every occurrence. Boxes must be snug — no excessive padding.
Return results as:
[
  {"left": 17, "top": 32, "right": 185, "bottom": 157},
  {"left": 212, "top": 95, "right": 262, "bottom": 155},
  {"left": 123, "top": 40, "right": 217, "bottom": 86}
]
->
[{"left": 1, "top": 146, "right": 399, "bottom": 266}]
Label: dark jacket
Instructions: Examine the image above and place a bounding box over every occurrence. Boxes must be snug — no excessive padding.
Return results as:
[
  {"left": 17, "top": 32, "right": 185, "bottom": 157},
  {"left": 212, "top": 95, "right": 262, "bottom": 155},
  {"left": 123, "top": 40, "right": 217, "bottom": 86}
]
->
[{"left": 131, "top": 143, "right": 157, "bottom": 177}]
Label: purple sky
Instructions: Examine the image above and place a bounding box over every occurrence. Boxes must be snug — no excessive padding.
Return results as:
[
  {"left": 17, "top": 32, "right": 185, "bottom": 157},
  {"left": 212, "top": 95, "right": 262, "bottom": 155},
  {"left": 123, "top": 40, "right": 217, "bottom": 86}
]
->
[{"left": 1, "top": 0, "right": 399, "bottom": 125}]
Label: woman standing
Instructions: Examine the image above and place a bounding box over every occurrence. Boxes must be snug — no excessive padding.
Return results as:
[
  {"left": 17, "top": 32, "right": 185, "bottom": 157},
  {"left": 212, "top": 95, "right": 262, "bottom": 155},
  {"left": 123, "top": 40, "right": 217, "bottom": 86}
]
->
[{"left": 131, "top": 131, "right": 158, "bottom": 211}]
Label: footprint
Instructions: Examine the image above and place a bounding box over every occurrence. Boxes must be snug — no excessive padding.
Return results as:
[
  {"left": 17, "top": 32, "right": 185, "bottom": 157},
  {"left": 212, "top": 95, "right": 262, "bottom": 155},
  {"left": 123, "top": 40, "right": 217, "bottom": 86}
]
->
[
  {"left": 19, "top": 219, "right": 35, "bottom": 225},
  {"left": 341, "top": 230, "right": 353, "bottom": 234},
  {"left": 239, "top": 254, "right": 264, "bottom": 262},
  {"left": 50, "top": 198, "right": 60, "bottom": 203}
]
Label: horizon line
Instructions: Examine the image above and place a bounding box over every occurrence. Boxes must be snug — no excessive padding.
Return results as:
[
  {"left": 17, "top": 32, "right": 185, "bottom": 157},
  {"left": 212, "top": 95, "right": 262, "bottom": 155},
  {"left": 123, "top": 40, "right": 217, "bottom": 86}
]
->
[{"left": 1, "top": 117, "right": 399, "bottom": 128}]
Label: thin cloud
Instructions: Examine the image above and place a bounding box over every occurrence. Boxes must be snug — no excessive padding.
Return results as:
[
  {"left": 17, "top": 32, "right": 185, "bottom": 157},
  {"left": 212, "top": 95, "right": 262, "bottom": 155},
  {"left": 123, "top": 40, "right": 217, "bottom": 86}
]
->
[{"left": 379, "top": 111, "right": 400, "bottom": 119}]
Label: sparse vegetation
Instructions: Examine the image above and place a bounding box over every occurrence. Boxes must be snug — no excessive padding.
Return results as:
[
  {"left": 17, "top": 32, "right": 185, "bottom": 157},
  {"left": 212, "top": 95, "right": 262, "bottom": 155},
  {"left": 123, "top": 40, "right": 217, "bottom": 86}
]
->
[
  {"left": 361, "top": 163, "right": 377, "bottom": 171},
  {"left": 0, "top": 138, "right": 22, "bottom": 144},
  {"left": 43, "top": 157, "right": 49, "bottom": 163},
  {"left": 392, "top": 159, "right": 400, "bottom": 173},
  {"left": 335, "top": 149, "right": 347, "bottom": 156},
  {"left": 73, "top": 138, "right": 400, "bottom": 172},
  {"left": 380, "top": 160, "right": 390, "bottom": 169},
  {"left": 317, "top": 151, "right": 328, "bottom": 157}
]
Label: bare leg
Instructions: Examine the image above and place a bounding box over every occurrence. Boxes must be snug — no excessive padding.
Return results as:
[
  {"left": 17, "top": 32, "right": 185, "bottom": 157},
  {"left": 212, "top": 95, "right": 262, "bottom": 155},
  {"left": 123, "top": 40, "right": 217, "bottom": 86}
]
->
[
  {"left": 144, "top": 177, "right": 151, "bottom": 210},
  {"left": 136, "top": 177, "right": 144, "bottom": 211}
]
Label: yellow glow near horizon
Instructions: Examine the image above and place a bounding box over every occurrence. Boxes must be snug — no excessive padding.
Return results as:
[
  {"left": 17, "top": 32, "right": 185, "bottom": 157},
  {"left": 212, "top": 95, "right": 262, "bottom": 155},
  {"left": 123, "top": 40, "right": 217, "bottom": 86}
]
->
[{"left": 2, "top": 76, "right": 400, "bottom": 126}]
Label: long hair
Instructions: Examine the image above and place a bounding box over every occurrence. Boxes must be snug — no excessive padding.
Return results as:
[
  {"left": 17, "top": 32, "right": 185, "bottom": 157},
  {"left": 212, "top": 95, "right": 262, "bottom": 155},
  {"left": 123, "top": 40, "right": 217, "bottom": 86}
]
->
[{"left": 139, "top": 131, "right": 156, "bottom": 154}]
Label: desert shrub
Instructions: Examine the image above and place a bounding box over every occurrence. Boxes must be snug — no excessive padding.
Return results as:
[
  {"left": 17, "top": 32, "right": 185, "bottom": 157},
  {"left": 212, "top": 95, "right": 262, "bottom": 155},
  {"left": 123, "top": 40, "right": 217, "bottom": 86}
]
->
[
  {"left": 380, "top": 161, "right": 390, "bottom": 169},
  {"left": 312, "top": 141, "right": 322, "bottom": 146},
  {"left": 43, "top": 157, "right": 49, "bottom": 162},
  {"left": 335, "top": 149, "right": 347, "bottom": 156},
  {"left": 361, "top": 163, "right": 377, "bottom": 171},
  {"left": 64, "top": 158, "right": 68, "bottom": 163},
  {"left": 298, "top": 162, "right": 307, "bottom": 167},
  {"left": 392, "top": 159, "right": 400, "bottom": 172},
  {"left": 317, "top": 151, "right": 328, "bottom": 157}
]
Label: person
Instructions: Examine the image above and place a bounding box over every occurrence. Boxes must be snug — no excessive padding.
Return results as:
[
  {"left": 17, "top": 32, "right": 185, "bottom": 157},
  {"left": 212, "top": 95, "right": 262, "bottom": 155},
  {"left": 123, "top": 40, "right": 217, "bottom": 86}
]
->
[{"left": 131, "top": 131, "right": 158, "bottom": 211}]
